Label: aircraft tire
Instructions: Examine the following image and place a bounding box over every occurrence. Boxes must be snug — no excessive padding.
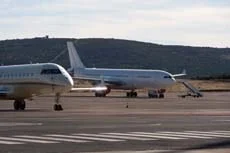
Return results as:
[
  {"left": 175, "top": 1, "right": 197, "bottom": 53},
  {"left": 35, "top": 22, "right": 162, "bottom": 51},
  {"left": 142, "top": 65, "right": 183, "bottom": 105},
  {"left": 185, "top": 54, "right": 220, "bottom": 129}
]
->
[
  {"left": 54, "top": 104, "right": 63, "bottom": 111},
  {"left": 159, "top": 94, "right": 164, "bottom": 98},
  {"left": 19, "top": 100, "right": 26, "bottom": 110},
  {"left": 54, "top": 104, "right": 59, "bottom": 111},
  {"left": 95, "top": 93, "right": 106, "bottom": 97},
  {"left": 14, "top": 101, "right": 20, "bottom": 110},
  {"left": 127, "top": 92, "right": 137, "bottom": 98},
  {"left": 54, "top": 104, "right": 57, "bottom": 110},
  {"left": 100, "top": 93, "right": 106, "bottom": 97},
  {"left": 59, "top": 105, "right": 63, "bottom": 111},
  {"left": 133, "top": 92, "right": 137, "bottom": 97},
  {"left": 148, "top": 94, "right": 152, "bottom": 98}
]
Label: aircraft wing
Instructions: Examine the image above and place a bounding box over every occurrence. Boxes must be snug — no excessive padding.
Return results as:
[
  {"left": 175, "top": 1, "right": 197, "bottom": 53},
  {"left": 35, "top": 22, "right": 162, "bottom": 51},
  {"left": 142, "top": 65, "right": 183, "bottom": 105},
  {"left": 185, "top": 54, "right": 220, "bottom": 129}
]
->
[
  {"left": 70, "top": 86, "right": 108, "bottom": 92},
  {"left": 73, "top": 76, "right": 125, "bottom": 86}
]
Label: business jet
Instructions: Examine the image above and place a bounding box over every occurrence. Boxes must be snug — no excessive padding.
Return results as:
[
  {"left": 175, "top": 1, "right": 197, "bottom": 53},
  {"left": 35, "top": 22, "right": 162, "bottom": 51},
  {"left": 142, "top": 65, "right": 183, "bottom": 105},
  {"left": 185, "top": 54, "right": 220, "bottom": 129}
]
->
[
  {"left": 0, "top": 63, "right": 74, "bottom": 111},
  {"left": 67, "top": 41, "right": 186, "bottom": 98}
]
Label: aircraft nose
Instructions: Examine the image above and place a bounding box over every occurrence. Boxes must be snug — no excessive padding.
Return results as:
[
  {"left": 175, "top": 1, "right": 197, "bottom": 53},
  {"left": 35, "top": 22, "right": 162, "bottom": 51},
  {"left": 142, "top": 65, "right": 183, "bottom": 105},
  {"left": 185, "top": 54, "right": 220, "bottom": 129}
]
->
[
  {"left": 67, "top": 76, "right": 74, "bottom": 87},
  {"left": 64, "top": 74, "right": 74, "bottom": 87},
  {"left": 171, "top": 77, "right": 176, "bottom": 83}
]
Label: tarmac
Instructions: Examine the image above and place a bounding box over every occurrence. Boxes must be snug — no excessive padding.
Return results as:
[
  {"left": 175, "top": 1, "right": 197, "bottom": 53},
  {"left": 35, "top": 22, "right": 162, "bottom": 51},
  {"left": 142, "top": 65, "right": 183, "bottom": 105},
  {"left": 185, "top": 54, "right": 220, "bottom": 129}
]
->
[{"left": 0, "top": 91, "right": 229, "bottom": 153}]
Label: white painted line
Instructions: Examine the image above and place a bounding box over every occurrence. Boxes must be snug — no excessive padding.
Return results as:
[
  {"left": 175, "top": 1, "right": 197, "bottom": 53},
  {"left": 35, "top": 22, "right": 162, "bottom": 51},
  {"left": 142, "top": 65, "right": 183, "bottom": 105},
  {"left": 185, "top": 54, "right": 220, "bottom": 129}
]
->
[
  {"left": 102, "top": 133, "right": 158, "bottom": 140},
  {"left": 47, "top": 134, "right": 124, "bottom": 142},
  {"left": 0, "top": 136, "right": 58, "bottom": 144},
  {"left": 0, "top": 140, "right": 24, "bottom": 145},
  {"left": 186, "top": 131, "right": 230, "bottom": 138},
  {"left": 157, "top": 132, "right": 213, "bottom": 139},
  {"left": 215, "top": 120, "right": 230, "bottom": 122},
  {"left": 188, "top": 131, "right": 230, "bottom": 135},
  {"left": 148, "top": 123, "right": 162, "bottom": 126},
  {"left": 15, "top": 135, "right": 89, "bottom": 143},
  {"left": 213, "top": 131, "right": 230, "bottom": 134},
  {"left": 0, "top": 122, "right": 42, "bottom": 127},
  {"left": 77, "top": 133, "right": 154, "bottom": 141},
  {"left": 129, "top": 132, "right": 186, "bottom": 140},
  {"left": 82, "top": 150, "right": 171, "bottom": 153}
]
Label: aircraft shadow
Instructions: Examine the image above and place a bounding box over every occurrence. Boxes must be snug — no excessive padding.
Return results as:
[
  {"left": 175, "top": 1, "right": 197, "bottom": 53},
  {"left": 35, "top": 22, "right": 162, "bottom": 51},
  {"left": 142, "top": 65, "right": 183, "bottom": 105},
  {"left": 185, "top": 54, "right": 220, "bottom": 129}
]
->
[
  {"left": 169, "top": 139, "right": 230, "bottom": 153},
  {"left": 0, "top": 109, "right": 50, "bottom": 112},
  {"left": 67, "top": 95, "right": 153, "bottom": 99}
]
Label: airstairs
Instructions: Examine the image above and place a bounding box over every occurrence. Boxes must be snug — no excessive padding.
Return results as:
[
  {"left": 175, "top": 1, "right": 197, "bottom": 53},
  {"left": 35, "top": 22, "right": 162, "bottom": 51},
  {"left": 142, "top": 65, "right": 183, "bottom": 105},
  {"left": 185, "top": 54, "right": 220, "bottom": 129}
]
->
[{"left": 178, "top": 81, "right": 203, "bottom": 98}]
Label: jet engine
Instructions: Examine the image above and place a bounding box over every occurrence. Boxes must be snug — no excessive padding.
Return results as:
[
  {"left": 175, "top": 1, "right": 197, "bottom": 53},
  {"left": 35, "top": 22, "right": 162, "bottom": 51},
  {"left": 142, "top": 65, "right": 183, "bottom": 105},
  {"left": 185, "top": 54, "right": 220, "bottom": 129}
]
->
[{"left": 95, "top": 86, "right": 111, "bottom": 97}]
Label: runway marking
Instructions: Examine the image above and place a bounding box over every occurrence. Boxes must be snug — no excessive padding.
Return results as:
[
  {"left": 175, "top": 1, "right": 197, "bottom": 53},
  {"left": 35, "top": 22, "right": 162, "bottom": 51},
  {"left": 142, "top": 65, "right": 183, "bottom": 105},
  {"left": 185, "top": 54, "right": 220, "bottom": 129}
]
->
[
  {"left": 0, "top": 136, "right": 57, "bottom": 144},
  {"left": 47, "top": 134, "right": 125, "bottom": 142},
  {"left": 1, "top": 130, "right": 230, "bottom": 145},
  {"left": 186, "top": 131, "right": 230, "bottom": 138},
  {"left": 76, "top": 133, "right": 154, "bottom": 141},
  {"left": 101, "top": 133, "right": 158, "bottom": 140},
  {"left": 129, "top": 132, "right": 186, "bottom": 140},
  {"left": 0, "top": 122, "right": 42, "bottom": 127},
  {"left": 213, "top": 131, "right": 230, "bottom": 134},
  {"left": 156, "top": 132, "right": 213, "bottom": 139},
  {"left": 0, "top": 140, "right": 24, "bottom": 145},
  {"left": 14, "top": 135, "right": 89, "bottom": 143},
  {"left": 82, "top": 150, "right": 170, "bottom": 153},
  {"left": 215, "top": 120, "right": 230, "bottom": 122}
]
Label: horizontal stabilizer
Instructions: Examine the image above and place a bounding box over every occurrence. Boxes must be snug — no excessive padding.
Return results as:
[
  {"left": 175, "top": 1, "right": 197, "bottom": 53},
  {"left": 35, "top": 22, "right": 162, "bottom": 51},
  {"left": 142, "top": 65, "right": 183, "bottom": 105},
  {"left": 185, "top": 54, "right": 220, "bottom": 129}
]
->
[{"left": 172, "top": 69, "right": 186, "bottom": 77}]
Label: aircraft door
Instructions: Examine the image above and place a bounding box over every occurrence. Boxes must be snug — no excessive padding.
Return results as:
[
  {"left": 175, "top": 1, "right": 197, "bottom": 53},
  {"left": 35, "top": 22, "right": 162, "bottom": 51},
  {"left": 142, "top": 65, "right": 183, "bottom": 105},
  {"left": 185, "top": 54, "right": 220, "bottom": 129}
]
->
[{"left": 131, "top": 74, "right": 136, "bottom": 89}]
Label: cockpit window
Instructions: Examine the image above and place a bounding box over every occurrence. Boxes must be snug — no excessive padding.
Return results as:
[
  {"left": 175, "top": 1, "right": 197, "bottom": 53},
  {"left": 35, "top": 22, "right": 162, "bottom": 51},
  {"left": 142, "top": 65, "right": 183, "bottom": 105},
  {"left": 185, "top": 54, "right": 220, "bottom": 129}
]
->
[
  {"left": 164, "top": 75, "right": 172, "bottom": 79},
  {"left": 41, "top": 69, "right": 61, "bottom": 75}
]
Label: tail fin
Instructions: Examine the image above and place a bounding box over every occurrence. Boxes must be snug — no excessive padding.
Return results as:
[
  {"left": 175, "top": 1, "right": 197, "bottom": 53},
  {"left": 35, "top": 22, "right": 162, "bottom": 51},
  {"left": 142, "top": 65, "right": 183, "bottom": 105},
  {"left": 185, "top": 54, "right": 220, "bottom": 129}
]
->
[{"left": 67, "top": 41, "right": 85, "bottom": 70}]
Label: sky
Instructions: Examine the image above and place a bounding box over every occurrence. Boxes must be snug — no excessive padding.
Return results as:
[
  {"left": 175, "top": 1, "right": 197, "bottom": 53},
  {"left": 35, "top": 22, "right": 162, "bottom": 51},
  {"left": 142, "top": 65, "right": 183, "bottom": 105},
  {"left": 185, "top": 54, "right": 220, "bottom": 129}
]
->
[{"left": 0, "top": 0, "right": 230, "bottom": 47}]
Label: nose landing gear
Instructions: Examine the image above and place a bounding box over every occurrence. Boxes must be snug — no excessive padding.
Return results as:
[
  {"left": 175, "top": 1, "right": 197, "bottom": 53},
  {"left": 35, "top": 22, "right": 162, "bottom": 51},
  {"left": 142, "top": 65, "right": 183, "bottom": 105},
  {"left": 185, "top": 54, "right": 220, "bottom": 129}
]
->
[{"left": 54, "top": 93, "right": 63, "bottom": 111}]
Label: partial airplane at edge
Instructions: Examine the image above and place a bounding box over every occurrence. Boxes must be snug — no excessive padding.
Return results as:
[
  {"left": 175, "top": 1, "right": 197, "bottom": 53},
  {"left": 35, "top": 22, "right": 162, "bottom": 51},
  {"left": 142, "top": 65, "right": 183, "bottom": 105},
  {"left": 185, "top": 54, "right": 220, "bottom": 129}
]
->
[
  {"left": 0, "top": 63, "right": 74, "bottom": 111},
  {"left": 67, "top": 41, "right": 186, "bottom": 98}
]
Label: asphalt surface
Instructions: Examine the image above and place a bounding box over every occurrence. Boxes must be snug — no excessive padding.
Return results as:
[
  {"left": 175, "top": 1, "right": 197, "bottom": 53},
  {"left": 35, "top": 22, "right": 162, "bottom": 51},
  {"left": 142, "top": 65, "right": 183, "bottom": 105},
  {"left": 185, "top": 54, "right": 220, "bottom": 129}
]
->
[{"left": 0, "top": 92, "right": 230, "bottom": 153}]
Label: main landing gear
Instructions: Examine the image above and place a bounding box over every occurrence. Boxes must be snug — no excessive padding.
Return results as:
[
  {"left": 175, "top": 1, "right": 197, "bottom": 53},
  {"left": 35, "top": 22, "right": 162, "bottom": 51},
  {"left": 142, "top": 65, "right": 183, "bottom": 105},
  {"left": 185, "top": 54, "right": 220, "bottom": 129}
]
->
[
  {"left": 14, "top": 99, "right": 26, "bottom": 110},
  {"left": 53, "top": 93, "right": 63, "bottom": 111},
  {"left": 95, "top": 92, "right": 106, "bottom": 97},
  {"left": 126, "top": 91, "right": 137, "bottom": 98},
  {"left": 148, "top": 89, "right": 165, "bottom": 98}
]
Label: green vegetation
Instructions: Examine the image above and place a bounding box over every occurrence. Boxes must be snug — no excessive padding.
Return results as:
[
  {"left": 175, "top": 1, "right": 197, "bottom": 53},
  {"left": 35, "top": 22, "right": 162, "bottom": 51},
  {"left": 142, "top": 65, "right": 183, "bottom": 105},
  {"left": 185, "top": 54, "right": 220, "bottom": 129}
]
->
[{"left": 0, "top": 38, "right": 230, "bottom": 78}]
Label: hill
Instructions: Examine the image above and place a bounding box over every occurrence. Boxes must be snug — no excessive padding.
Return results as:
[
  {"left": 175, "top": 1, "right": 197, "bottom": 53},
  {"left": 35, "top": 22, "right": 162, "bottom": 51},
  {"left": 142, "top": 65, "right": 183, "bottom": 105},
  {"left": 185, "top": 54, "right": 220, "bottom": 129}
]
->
[{"left": 0, "top": 38, "right": 230, "bottom": 78}]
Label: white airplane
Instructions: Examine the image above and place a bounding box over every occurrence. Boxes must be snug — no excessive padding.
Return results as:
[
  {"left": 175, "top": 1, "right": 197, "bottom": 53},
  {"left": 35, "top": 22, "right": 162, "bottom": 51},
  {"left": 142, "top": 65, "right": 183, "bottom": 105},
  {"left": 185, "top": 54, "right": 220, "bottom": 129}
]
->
[
  {"left": 0, "top": 63, "right": 74, "bottom": 111},
  {"left": 67, "top": 41, "right": 186, "bottom": 98}
]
